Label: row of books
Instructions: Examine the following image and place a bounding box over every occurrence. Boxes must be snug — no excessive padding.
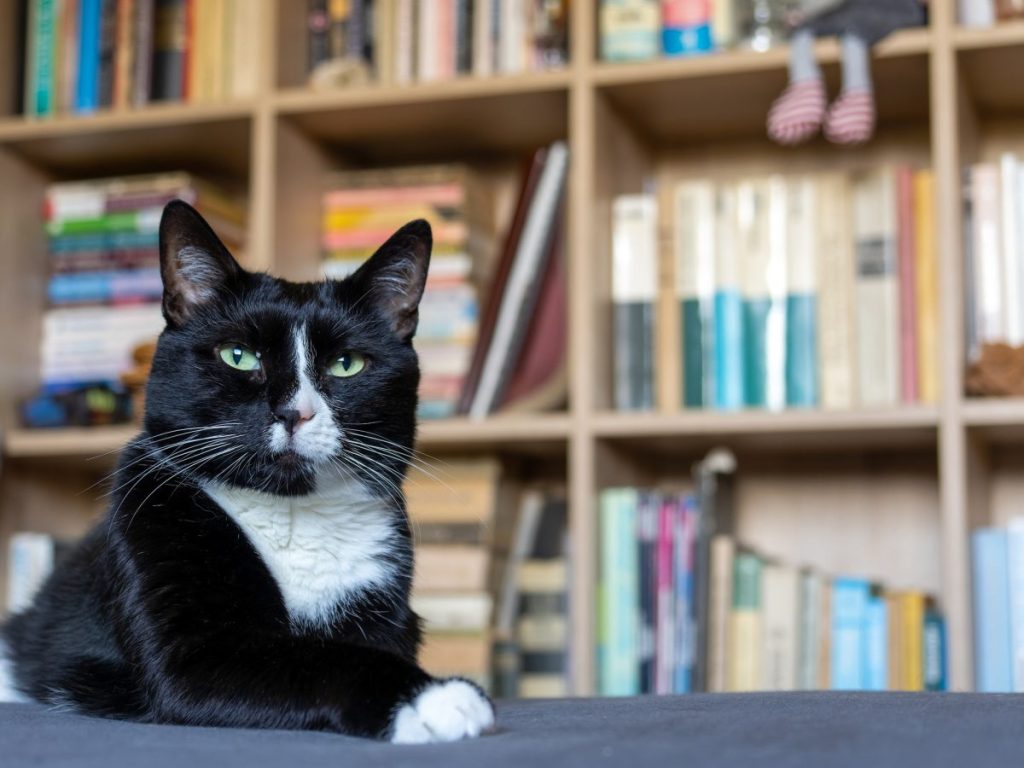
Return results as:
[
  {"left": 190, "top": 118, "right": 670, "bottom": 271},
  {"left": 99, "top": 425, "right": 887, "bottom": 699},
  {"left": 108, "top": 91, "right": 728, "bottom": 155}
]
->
[
  {"left": 599, "top": 0, "right": 778, "bottom": 62},
  {"left": 964, "top": 154, "right": 1024, "bottom": 360},
  {"left": 960, "top": 0, "right": 1024, "bottom": 26},
  {"left": 20, "top": 0, "right": 261, "bottom": 118},
  {"left": 40, "top": 172, "right": 245, "bottom": 391},
  {"left": 971, "top": 523, "right": 1024, "bottom": 693},
  {"left": 306, "top": 0, "right": 569, "bottom": 88},
  {"left": 320, "top": 145, "right": 568, "bottom": 419},
  {"left": 611, "top": 166, "right": 939, "bottom": 412},
  {"left": 599, "top": 477, "right": 947, "bottom": 695}
]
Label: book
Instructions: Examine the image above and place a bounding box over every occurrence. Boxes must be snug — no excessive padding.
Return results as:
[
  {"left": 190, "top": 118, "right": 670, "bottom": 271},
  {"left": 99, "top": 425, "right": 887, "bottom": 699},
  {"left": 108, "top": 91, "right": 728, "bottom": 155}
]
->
[
  {"left": 785, "top": 175, "right": 818, "bottom": 408},
  {"left": 600, "top": 0, "right": 660, "bottom": 61},
  {"left": 760, "top": 562, "right": 798, "bottom": 690},
  {"left": 599, "top": 488, "right": 640, "bottom": 696},
  {"left": 151, "top": 0, "right": 187, "bottom": 101},
  {"left": 923, "top": 611, "right": 947, "bottom": 692},
  {"left": 706, "top": 533, "right": 735, "bottom": 692},
  {"left": 727, "top": 551, "right": 762, "bottom": 691},
  {"left": 674, "top": 180, "right": 716, "bottom": 409},
  {"left": 853, "top": 169, "right": 900, "bottom": 407},
  {"left": 899, "top": 591, "right": 926, "bottom": 691},
  {"left": 830, "top": 578, "right": 868, "bottom": 690},
  {"left": 914, "top": 169, "right": 939, "bottom": 404},
  {"left": 970, "top": 163, "right": 1004, "bottom": 348},
  {"left": 414, "top": 546, "right": 490, "bottom": 592},
  {"left": 412, "top": 593, "right": 493, "bottom": 632},
  {"left": 865, "top": 595, "right": 888, "bottom": 691},
  {"left": 612, "top": 194, "right": 658, "bottom": 411},
  {"left": 661, "top": 0, "right": 713, "bottom": 57},
  {"left": 896, "top": 166, "right": 919, "bottom": 403},
  {"left": 815, "top": 174, "right": 856, "bottom": 411},
  {"left": 1001, "top": 153, "right": 1024, "bottom": 346},
  {"left": 797, "top": 570, "right": 823, "bottom": 690},
  {"left": 404, "top": 459, "right": 500, "bottom": 525},
  {"left": 1006, "top": 518, "right": 1024, "bottom": 691},
  {"left": 27, "top": 0, "right": 58, "bottom": 116},
  {"left": 737, "top": 178, "right": 774, "bottom": 410},
  {"left": 6, "top": 532, "right": 65, "bottom": 613},
  {"left": 77, "top": 0, "right": 103, "bottom": 111}
]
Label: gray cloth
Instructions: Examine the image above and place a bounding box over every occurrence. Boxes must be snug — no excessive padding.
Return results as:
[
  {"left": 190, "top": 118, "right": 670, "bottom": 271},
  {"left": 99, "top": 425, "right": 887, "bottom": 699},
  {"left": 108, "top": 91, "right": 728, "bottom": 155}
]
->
[
  {"left": 841, "top": 33, "right": 872, "bottom": 92},
  {"left": 800, "top": 0, "right": 927, "bottom": 46},
  {"left": 3, "top": 692, "right": 1024, "bottom": 768},
  {"left": 789, "top": 29, "right": 821, "bottom": 82}
]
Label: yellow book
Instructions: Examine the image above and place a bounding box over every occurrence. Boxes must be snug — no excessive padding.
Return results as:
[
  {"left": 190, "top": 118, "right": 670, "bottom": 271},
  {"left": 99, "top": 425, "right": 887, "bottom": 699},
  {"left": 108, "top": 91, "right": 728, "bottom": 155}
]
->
[
  {"left": 914, "top": 170, "right": 939, "bottom": 403},
  {"left": 900, "top": 592, "right": 926, "bottom": 691},
  {"left": 728, "top": 613, "right": 761, "bottom": 691},
  {"left": 885, "top": 592, "right": 903, "bottom": 690}
]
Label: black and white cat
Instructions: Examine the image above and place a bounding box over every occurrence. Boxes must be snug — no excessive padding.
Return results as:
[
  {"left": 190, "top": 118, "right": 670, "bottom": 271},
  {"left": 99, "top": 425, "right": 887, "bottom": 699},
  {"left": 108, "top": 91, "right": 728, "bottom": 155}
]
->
[{"left": 0, "top": 201, "right": 495, "bottom": 743}]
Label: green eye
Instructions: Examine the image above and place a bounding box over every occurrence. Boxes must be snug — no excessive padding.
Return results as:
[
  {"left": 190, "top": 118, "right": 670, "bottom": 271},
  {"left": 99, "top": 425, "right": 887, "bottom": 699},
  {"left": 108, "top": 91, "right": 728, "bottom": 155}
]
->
[
  {"left": 218, "top": 344, "right": 261, "bottom": 371},
  {"left": 328, "top": 351, "right": 366, "bottom": 378}
]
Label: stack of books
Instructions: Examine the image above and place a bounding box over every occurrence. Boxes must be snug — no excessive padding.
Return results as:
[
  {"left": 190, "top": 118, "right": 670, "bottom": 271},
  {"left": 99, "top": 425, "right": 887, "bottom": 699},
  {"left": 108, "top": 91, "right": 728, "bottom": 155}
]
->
[
  {"left": 306, "top": 0, "right": 569, "bottom": 86},
  {"left": 20, "top": 0, "right": 262, "bottom": 117},
  {"left": 406, "top": 459, "right": 501, "bottom": 689},
  {"left": 598, "top": 483, "right": 947, "bottom": 695},
  {"left": 971, "top": 524, "right": 1024, "bottom": 692},
  {"left": 599, "top": 0, "right": 760, "bottom": 61},
  {"left": 319, "top": 165, "right": 489, "bottom": 420},
  {"left": 493, "top": 488, "right": 569, "bottom": 698},
  {"left": 40, "top": 173, "right": 245, "bottom": 393},
  {"left": 611, "top": 166, "right": 939, "bottom": 412},
  {"left": 963, "top": 153, "right": 1024, "bottom": 361}
]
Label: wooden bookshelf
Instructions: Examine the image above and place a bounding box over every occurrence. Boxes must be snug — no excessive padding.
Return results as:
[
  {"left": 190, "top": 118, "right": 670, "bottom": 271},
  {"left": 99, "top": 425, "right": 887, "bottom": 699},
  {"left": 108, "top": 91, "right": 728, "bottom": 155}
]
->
[{"left": 1, "top": 0, "right": 1023, "bottom": 695}]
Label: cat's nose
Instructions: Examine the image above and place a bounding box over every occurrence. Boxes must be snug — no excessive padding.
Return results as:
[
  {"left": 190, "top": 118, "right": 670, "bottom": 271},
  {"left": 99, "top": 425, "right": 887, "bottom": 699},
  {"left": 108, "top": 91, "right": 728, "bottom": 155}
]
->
[{"left": 274, "top": 407, "right": 314, "bottom": 435}]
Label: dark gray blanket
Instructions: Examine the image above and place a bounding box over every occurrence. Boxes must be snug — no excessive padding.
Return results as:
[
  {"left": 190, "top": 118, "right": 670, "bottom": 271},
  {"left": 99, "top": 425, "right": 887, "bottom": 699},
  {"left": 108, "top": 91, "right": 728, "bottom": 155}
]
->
[{"left": 3, "top": 692, "right": 1023, "bottom": 768}]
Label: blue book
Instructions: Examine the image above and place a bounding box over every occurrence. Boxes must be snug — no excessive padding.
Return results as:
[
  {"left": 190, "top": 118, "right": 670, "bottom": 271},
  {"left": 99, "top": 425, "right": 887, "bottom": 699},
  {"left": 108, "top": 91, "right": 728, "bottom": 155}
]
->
[
  {"left": 713, "top": 290, "right": 744, "bottom": 410},
  {"left": 1008, "top": 520, "right": 1024, "bottom": 691},
  {"left": 972, "top": 528, "right": 1013, "bottom": 692},
  {"left": 662, "top": 24, "right": 713, "bottom": 56},
  {"left": 48, "top": 268, "right": 163, "bottom": 304},
  {"left": 831, "top": 578, "right": 869, "bottom": 690},
  {"left": 865, "top": 596, "right": 888, "bottom": 691},
  {"left": 785, "top": 294, "right": 818, "bottom": 407},
  {"left": 672, "top": 499, "right": 696, "bottom": 694},
  {"left": 742, "top": 298, "right": 770, "bottom": 408},
  {"left": 924, "top": 611, "right": 947, "bottom": 692},
  {"left": 77, "top": 0, "right": 103, "bottom": 112}
]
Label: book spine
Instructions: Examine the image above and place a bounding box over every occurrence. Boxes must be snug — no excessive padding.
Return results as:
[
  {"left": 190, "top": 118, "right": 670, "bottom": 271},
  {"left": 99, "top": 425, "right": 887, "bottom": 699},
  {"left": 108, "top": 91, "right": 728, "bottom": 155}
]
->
[
  {"left": 972, "top": 163, "right": 1004, "bottom": 346},
  {"left": 617, "top": 490, "right": 640, "bottom": 695},
  {"left": 655, "top": 500, "right": 674, "bottom": 694},
  {"left": 900, "top": 592, "right": 925, "bottom": 691},
  {"left": 853, "top": 169, "right": 900, "bottom": 407},
  {"left": 599, "top": 0, "right": 660, "bottom": 62},
  {"left": 719, "top": 180, "right": 753, "bottom": 411},
  {"left": 830, "top": 578, "right": 868, "bottom": 690},
  {"left": 711, "top": 0, "right": 736, "bottom": 48},
  {"left": 914, "top": 170, "right": 939, "bottom": 403},
  {"left": 637, "top": 494, "right": 657, "bottom": 693},
  {"left": 797, "top": 572, "right": 821, "bottom": 690},
  {"left": 151, "top": 0, "right": 187, "bottom": 100},
  {"left": 661, "top": 0, "right": 713, "bottom": 57},
  {"left": 612, "top": 194, "right": 657, "bottom": 411},
  {"left": 675, "top": 181, "right": 716, "bottom": 409},
  {"left": 48, "top": 268, "right": 164, "bottom": 304},
  {"left": 33, "top": 0, "right": 58, "bottom": 116},
  {"left": 706, "top": 533, "right": 733, "bottom": 692},
  {"left": 865, "top": 596, "right": 888, "bottom": 691},
  {"left": 897, "top": 166, "right": 918, "bottom": 403},
  {"left": 1001, "top": 153, "right": 1023, "bottom": 345},
  {"left": 728, "top": 552, "right": 761, "bottom": 691},
  {"left": 923, "top": 611, "right": 947, "bottom": 692},
  {"left": 786, "top": 176, "right": 818, "bottom": 408},
  {"left": 77, "top": 0, "right": 102, "bottom": 111},
  {"left": 113, "top": 0, "right": 134, "bottom": 109},
  {"left": 308, "top": 0, "right": 329, "bottom": 71},
  {"left": 455, "top": 0, "right": 473, "bottom": 74},
  {"left": 97, "top": 0, "right": 117, "bottom": 107},
  {"left": 472, "top": 0, "right": 492, "bottom": 75}
]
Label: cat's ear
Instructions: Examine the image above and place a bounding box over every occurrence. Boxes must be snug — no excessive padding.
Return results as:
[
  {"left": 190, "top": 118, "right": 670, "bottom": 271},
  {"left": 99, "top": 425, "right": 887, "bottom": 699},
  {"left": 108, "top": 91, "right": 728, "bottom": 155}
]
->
[
  {"left": 349, "top": 219, "right": 432, "bottom": 342},
  {"left": 159, "top": 200, "right": 242, "bottom": 327}
]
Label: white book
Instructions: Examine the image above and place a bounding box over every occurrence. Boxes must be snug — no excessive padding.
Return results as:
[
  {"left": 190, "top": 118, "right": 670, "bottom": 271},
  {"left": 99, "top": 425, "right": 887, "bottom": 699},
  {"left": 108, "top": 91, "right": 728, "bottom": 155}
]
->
[
  {"left": 959, "top": 0, "right": 996, "bottom": 26},
  {"left": 472, "top": 0, "right": 494, "bottom": 76},
  {"left": 417, "top": 0, "right": 438, "bottom": 81},
  {"left": 853, "top": 169, "right": 900, "bottom": 407},
  {"left": 468, "top": 141, "right": 568, "bottom": 418},
  {"left": 499, "top": 0, "right": 525, "bottom": 73},
  {"left": 395, "top": 0, "right": 416, "bottom": 83},
  {"left": 7, "top": 533, "right": 56, "bottom": 614},
  {"left": 1000, "top": 154, "right": 1022, "bottom": 344},
  {"left": 761, "top": 563, "right": 799, "bottom": 691},
  {"left": 816, "top": 173, "right": 856, "bottom": 409},
  {"left": 972, "top": 163, "right": 1004, "bottom": 346}
]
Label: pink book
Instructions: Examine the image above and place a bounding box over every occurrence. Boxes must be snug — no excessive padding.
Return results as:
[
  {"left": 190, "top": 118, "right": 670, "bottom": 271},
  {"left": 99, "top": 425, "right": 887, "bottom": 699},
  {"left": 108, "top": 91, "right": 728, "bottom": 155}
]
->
[
  {"left": 322, "top": 184, "right": 465, "bottom": 208},
  {"left": 322, "top": 222, "right": 468, "bottom": 249},
  {"left": 897, "top": 166, "right": 919, "bottom": 403},
  {"left": 655, "top": 499, "right": 675, "bottom": 695}
]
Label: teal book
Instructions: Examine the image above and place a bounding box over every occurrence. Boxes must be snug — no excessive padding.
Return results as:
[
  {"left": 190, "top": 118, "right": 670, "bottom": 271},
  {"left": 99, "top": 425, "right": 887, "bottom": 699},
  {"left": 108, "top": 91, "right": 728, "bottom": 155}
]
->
[
  {"left": 714, "top": 291, "right": 744, "bottom": 410},
  {"left": 742, "top": 299, "right": 770, "bottom": 407},
  {"left": 681, "top": 299, "right": 706, "bottom": 408},
  {"left": 675, "top": 181, "right": 716, "bottom": 409},
  {"left": 831, "top": 578, "right": 869, "bottom": 690},
  {"left": 31, "top": 0, "right": 58, "bottom": 116},
  {"left": 865, "top": 596, "right": 887, "bottom": 691},
  {"left": 786, "top": 294, "right": 818, "bottom": 407},
  {"left": 924, "top": 611, "right": 947, "bottom": 692},
  {"left": 599, "top": 489, "right": 639, "bottom": 696}
]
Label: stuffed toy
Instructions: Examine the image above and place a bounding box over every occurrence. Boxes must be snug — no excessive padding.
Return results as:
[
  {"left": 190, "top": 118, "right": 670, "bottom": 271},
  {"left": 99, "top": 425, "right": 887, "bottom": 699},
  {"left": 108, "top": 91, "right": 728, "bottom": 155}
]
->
[{"left": 767, "top": 0, "right": 928, "bottom": 146}]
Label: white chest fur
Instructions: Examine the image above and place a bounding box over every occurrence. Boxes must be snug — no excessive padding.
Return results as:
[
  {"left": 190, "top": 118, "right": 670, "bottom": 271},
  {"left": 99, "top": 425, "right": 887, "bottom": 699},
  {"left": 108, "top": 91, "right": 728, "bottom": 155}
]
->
[{"left": 204, "top": 479, "right": 399, "bottom": 627}]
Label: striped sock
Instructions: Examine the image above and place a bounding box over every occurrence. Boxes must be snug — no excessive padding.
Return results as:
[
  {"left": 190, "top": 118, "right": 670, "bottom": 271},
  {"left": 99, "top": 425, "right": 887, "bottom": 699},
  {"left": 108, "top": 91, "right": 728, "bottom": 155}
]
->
[
  {"left": 824, "top": 89, "right": 876, "bottom": 145},
  {"left": 767, "top": 78, "right": 826, "bottom": 146}
]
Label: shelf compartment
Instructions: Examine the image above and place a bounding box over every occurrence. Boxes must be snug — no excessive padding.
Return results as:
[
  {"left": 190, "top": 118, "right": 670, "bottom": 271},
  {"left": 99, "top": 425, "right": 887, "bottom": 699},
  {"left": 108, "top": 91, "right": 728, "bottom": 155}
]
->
[
  {"left": 956, "top": 23, "right": 1024, "bottom": 120},
  {"left": 0, "top": 103, "right": 255, "bottom": 178},
  {"left": 593, "top": 29, "right": 931, "bottom": 144},
  {"left": 591, "top": 407, "right": 940, "bottom": 454}
]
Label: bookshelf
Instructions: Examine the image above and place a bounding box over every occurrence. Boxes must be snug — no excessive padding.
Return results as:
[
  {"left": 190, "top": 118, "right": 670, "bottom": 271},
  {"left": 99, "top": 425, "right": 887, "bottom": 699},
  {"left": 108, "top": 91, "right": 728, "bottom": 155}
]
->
[{"left": 0, "top": 0, "right": 1021, "bottom": 695}]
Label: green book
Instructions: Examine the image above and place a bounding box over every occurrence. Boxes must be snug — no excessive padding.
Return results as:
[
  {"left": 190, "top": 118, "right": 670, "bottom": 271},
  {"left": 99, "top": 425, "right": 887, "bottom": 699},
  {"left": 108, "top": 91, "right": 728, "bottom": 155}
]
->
[{"left": 46, "top": 208, "right": 164, "bottom": 237}]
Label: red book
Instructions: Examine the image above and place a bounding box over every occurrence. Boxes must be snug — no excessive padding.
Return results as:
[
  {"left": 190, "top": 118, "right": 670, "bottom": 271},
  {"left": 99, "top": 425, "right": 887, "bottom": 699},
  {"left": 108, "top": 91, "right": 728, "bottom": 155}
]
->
[
  {"left": 182, "top": 0, "right": 193, "bottom": 101},
  {"left": 897, "top": 166, "right": 919, "bottom": 403}
]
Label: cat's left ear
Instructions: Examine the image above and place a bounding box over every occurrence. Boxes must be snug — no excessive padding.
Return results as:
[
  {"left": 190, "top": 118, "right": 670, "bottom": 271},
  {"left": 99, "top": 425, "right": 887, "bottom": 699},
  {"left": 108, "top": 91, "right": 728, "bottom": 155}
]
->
[
  {"left": 159, "top": 200, "right": 243, "bottom": 327},
  {"left": 348, "top": 219, "right": 432, "bottom": 342}
]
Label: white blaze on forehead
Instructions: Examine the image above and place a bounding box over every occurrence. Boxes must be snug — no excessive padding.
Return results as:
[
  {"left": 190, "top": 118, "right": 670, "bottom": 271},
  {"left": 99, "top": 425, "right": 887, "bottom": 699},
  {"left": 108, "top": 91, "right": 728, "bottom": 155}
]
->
[{"left": 267, "top": 324, "right": 342, "bottom": 461}]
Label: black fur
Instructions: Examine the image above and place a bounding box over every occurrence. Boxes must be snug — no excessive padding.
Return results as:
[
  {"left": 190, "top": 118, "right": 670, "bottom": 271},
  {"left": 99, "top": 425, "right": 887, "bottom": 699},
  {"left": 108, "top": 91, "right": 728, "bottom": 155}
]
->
[{"left": 1, "top": 202, "right": 488, "bottom": 739}]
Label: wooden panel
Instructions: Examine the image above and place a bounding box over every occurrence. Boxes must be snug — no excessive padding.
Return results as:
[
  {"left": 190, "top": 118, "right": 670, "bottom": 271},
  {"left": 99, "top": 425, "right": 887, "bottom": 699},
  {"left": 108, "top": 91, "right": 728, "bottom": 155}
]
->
[
  {"left": 957, "top": 35, "right": 1024, "bottom": 120},
  {"left": 0, "top": 0, "right": 21, "bottom": 118}
]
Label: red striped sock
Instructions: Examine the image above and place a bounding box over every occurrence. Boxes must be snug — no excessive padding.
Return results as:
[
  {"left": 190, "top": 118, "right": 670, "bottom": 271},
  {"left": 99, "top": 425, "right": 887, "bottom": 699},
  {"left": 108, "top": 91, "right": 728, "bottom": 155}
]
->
[
  {"left": 767, "top": 78, "right": 826, "bottom": 146},
  {"left": 824, "top": 89, "right": 876, "bottom": 145}
]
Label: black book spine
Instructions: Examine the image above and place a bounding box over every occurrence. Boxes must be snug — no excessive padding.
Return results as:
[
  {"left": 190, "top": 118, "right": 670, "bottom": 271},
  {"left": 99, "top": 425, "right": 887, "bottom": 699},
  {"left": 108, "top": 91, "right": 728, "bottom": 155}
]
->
[
  {"left": 132, "top": 0, "right": 155, "bottom": 106},
  {"left": 151, "top": 0, "right": 186, "bottom": 101},
  {"left": 97, "top": 0, "right": 118, "bottom": 107}
]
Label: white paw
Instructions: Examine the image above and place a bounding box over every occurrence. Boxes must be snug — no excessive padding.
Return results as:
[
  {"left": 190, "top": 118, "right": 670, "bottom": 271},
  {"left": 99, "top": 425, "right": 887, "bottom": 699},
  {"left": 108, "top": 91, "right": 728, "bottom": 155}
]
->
[{"left": 390, "top": 679, "right": 495, "bottom": 744}]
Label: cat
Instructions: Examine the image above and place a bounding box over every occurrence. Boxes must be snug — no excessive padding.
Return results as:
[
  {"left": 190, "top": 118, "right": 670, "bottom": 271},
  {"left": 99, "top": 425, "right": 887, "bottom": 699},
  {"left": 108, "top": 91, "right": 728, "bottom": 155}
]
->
[{"left": 0, "top": 201, "right": 495, "bottom": 743}]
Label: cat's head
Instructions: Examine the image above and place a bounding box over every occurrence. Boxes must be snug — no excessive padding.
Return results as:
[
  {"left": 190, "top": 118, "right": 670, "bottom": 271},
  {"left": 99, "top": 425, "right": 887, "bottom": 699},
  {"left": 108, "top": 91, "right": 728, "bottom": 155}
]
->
[{"left": 143, "top": 201, "right": 430, "bottom": 497}]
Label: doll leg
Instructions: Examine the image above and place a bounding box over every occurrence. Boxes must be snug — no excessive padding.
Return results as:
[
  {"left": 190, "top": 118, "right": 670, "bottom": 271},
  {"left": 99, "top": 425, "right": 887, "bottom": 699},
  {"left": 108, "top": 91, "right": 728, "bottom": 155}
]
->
[
  {"left": 824, "top": 33, "right": 876, "bottom": 145},
  {"left": 767, "top": 29, "right": 827, "bottom": 146}
]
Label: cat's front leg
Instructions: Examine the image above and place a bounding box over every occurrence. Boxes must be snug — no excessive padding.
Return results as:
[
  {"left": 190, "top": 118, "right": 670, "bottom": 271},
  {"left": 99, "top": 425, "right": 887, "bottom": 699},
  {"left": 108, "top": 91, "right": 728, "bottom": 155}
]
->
[{"left": 389, "top": 677, "right": 495, "bottom": 744}]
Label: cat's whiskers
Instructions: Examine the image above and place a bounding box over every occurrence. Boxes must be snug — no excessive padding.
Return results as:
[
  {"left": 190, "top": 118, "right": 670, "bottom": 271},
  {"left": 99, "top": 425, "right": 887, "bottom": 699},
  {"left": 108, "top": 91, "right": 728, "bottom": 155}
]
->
[{"left": 99, "top": 434, "right": 239, "bottom": 499}]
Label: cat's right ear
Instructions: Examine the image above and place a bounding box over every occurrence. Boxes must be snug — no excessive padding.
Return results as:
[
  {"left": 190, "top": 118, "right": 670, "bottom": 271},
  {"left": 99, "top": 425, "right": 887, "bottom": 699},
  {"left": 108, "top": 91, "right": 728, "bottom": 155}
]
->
[{"left": 159, "top": 200, "right": 242, "bottom": 327}]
